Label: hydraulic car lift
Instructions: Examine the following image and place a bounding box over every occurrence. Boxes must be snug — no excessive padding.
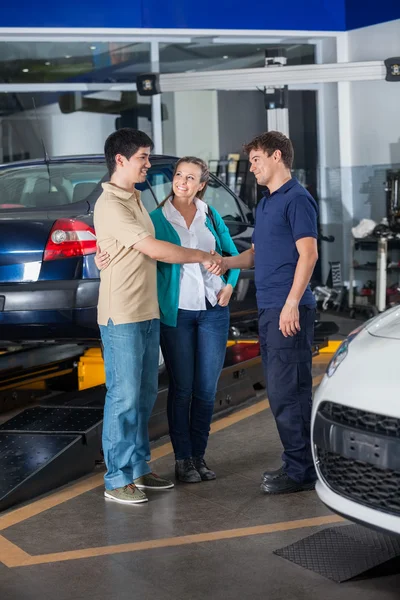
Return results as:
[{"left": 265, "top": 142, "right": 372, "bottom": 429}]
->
[
  {"left": 0, "top": 321, "right": 336, "bottom": 513},
  {"left": 0, "top": 340, "right": 266, "bottom": 512}
]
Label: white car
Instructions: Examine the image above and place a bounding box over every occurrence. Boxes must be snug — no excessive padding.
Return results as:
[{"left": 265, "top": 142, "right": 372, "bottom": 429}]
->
[{"left": 312, "top": 305, "right": 400, "bottom": 535}]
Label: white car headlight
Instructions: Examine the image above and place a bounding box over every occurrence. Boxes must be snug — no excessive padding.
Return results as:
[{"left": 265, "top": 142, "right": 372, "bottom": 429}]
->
[{"left": 326, "top": 324, "right": 365, "bottom": 378}]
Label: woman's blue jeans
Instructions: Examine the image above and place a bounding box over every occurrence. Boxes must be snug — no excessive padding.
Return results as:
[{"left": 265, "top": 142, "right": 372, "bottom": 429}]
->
[
  {"left": 160, "top": 303, "right": 229, "bottom": 461},
  {"left": 99, "top": 318, "right": 160, "bottom": 490}
]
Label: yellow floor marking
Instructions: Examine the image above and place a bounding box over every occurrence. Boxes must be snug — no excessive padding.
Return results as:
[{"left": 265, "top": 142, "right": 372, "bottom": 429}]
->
[
  {"left": 0, "top": 397, "right": 273, "bottom": 531},
  {"left": 0, "top": 534, "right": 32, "bottom": 568},
  {"left": 5, "top": 514, "right": 343, "bottom": 567},
  {"left": 0, "top": 372, "right": 325, "bottom": 536},
  {"left": 0, "top": 473, "right": 105, "bottom": 532}
]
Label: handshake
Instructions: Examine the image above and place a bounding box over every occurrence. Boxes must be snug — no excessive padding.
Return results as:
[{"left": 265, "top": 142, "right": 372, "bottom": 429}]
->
[{"left": 202, "top": 250, "right": 228, "bottom": 277}]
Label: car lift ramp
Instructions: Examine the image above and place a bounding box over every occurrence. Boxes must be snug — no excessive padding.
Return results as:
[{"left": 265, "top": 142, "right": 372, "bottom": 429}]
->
[{"left": 0, "top": 405, "right": 103, "bottom": 512}]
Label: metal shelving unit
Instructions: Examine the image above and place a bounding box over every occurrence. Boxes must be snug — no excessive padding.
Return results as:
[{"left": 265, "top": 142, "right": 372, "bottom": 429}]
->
[{"left": 349, "top": 236, "right": 400, "bottom": 316}]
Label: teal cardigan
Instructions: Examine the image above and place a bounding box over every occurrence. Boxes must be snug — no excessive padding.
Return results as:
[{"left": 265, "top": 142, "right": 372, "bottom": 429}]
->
[{"left": 150, "top": 205, "right": 240, "bottom": 327}]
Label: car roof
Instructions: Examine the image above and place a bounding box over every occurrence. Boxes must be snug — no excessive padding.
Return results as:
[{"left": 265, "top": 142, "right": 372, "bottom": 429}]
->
[{"left": 0, "top": 154, "right": 179, "bottom": 170}]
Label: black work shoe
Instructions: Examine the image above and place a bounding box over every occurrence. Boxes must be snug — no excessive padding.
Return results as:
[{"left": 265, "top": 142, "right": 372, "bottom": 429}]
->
[
  {"left": 175, "top": 458, "right": 201, "bottom": 483},
  {"left": 260, "top": 472, "right": 316, "bottom": 495},
  {"left": 261, "top": 465, "right": 286, "bottom": 481},
  {"left": 193, "top": 457, "right": 216, "bottom": 481}
]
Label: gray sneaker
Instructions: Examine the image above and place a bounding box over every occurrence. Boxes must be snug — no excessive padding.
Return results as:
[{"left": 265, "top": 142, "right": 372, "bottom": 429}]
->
[
  {"left": 134, "top": 472, "right": 174, "bottom": 490},
  {"left": 104, "top": 483, "right": 148, "bottom": 504}
]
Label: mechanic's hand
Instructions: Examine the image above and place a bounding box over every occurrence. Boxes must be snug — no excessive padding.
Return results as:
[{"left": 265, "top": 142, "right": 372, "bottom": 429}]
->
[
  {"left": 209, "top": 249, "right": 228, "bottom": 275},
  {"left": 95, "top": 244, "right": 111, "bottom": 271},
  {"left": 203, "top": 251, "right": 223, "bottom": 276},
  {"left": 279, "top": 300, "right": 301, "bottom": 337},
  {"left": 217, "top": 284, "right": 233, "bottom": 307}
]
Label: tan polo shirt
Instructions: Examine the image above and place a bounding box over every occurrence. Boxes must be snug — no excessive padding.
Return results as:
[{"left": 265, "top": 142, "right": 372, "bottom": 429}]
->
[{"left": 94, "top": 182, "right": 159, "bottom": 326}]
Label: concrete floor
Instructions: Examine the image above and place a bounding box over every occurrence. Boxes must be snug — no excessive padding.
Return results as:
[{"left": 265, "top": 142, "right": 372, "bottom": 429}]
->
[{"left": 0, "top": 353, "right": 399, "bottom": 600}]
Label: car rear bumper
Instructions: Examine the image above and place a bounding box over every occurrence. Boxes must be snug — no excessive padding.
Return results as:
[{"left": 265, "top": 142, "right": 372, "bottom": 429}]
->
[
  {"left": 0, "top": 280, "right": 100, "bottom": 343},
  {"left": 0, "top": 279, "right": 99, "bottom": 312}
]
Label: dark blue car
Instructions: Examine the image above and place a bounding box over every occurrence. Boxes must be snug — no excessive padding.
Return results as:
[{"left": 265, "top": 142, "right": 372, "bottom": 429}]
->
[{"left": 0, "top": 155, "right": 258, "bottom": 345}]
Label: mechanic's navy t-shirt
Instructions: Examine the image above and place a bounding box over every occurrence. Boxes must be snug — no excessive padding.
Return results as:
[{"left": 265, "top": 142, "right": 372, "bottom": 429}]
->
[{"left": 252, "top": 178, "right": 318, "bottom": 309}]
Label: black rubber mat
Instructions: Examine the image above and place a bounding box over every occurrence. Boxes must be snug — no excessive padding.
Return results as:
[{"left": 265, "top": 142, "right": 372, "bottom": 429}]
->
[
  {"left": 274, "top": 524, "right": 400, "bottom": 582},
  {"left": 0, "top": 432, "right": 79, "bottom": 498},
  {"left": 0, "top": 406, "right": 103, "bottom": 434}
]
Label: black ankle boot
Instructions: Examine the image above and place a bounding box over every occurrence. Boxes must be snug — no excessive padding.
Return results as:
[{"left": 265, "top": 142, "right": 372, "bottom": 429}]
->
[
  {"left": 193, "top": 457, "right": 216, "bottom": 481},
  {"left": 175, "top": 458, "right": 201, "bottom": 483}
]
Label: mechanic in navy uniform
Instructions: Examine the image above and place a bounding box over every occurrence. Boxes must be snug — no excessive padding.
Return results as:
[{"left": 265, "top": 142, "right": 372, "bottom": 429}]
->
[{"left": 220, "top": 131, "right": 319, "bottom": 494}]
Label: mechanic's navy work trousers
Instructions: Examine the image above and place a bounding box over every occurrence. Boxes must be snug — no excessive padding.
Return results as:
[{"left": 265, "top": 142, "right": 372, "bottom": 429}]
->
[
  {"left": 258, "top": 305, "right": 317, "bottom": 484},
  {"left": 99, "top": 318, "right": 160, "bottom": 490}
]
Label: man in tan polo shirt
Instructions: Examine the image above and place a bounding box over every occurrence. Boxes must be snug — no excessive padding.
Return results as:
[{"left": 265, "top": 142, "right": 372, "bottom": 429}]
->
[{"left": 94, "top": 128, "right": 222, "bottom": 505}]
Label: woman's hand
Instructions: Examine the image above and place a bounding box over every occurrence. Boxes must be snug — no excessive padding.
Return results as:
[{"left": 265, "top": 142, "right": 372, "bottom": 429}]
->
[
  {"left": 217, "top": 284, "right": 233, "bottom": 307},
  {"left": 94, "top": 244, "right": 111, "bottom": 271}
]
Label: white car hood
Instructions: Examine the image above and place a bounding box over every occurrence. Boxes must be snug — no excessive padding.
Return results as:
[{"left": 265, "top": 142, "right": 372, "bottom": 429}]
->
[{"left": 366, "top": 305, "right": 400, "bottom": 340}]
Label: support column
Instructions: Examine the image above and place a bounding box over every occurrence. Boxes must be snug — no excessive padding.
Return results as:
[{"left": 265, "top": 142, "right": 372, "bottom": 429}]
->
[
  {"left": 150, "top": 41, "right": 163, "bottom": 154},
  {"left": 265, "top": 48, "right": 289, "bottom": 136},
  {"left": 336, "top": 32, "right": 354, "bottom": 292}
]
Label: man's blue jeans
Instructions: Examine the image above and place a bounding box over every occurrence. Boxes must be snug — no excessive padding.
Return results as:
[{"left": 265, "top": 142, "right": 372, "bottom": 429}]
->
[
  {"left": 99, "top": 318, "right": 160, "bottom": 490},
  {"left": 160, "top": 303, "right": 229, "bottom": 461}
]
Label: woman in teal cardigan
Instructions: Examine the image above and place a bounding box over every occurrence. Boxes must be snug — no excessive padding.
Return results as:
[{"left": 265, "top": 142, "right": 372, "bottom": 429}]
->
[{"left": 150, "top": 157, "right": 239, "bottom": 483}]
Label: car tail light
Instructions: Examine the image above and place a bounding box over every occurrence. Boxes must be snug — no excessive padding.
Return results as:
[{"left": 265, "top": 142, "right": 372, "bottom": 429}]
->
[{"left": 44, "top": 219, "right": 97, "bottom": 261}]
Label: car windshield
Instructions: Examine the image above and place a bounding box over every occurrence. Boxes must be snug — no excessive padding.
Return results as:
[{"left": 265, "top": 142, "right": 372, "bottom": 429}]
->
[{"left": 0, "top": 162, "right": 108, "bottom": 210}]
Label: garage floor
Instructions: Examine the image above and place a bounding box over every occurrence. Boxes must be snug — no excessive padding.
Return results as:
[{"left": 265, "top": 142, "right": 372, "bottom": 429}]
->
[{"left": 0, "top": 353, "right": 398, "bottom": 600}]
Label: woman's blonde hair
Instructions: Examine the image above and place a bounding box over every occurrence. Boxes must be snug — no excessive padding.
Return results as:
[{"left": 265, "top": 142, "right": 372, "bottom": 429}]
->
[{"left": 158, "top": 156, "right": 210, "bottom": 208}]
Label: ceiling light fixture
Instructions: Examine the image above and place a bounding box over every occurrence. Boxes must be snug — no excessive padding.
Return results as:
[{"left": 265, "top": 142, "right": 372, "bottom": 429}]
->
[
  {"left": 45, "top": 61, "right": 51, "bottom": 66},
  {"left": 223, "top": 55, "right": 229, "bottom": 59},
  {"left": 22, "top": 68, "right": 29, "bottom": 73},
  {"left": 65, "top": 55, "right": 71, "bottom": 59},
  {"left": 90, "top": 45, "right": 97, "bottom": 50}
]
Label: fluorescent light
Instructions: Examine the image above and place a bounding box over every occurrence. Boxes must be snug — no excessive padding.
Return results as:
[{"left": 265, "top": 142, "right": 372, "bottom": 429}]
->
[
  {"left": 90, "top": 45, "right": 97, "bottom": 50},
  {"left": 223, "top": 55, "right": 229, "bottom": 59},
  {"left": 22, "top": 68, "right": 29, "bottom": 73}
]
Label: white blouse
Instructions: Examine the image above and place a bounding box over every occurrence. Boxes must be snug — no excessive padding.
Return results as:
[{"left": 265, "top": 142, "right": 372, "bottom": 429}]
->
[{"left": 162, "top": 198, "right": 224, "bottom": 310}]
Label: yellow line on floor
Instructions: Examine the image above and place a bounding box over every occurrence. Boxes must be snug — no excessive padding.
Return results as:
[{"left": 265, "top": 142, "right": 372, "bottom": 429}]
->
[
  {"left": 3, "top": 514, "right": 344, "bottom": 568},
  {"left": 0, "top": 397, "right": 270, "bottom": 531},
  {"left": 0, "top": 473, "right": 105, "bottom": 532},
  {"left": 0, "top": 372, "right": 324, "bottom": 532},
  {"left": 0, "top": 534, "right": 32, "bottom": 568}
]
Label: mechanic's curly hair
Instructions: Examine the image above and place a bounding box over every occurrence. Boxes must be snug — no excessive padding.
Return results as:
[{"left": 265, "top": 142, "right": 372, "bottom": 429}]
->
[{"left": 243, "top": 131, "right": 294, "bottom": 170}]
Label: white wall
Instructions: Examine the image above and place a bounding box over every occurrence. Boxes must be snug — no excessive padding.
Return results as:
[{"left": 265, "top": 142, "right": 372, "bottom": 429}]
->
[
  {"left": 161, "top": 92, "right": 176, "bottom": 156},
  {"left": 43, "top": 105, "right": 116, "bottom": 156},
  {"left": 217, "top": 91, "right": 266, "bottom": 157},
  {"left": 328, "top": 20, "right": 400, "bottom": 290},
  {"left": 350, "top": 80, "right": 400, "bottom": 166},
  {"left": 348, "top": 19, "right": 400, "bottom": 62},
  {"left": 347, "top": 19, "right": 400, "bottom": 167},
  {"left": 173, "top": 91, "right": 219, "bottom": 161}
]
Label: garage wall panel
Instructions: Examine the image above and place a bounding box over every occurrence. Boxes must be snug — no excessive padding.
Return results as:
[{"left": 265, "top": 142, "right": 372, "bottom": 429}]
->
[
  {"left": 346, "top": 1, "right": 400, "bottom": 31},
  {"left": 0, "top": 1, "right": 143, "bottom": 28},
  {"left": 141, "top": 0, "right": 345, "bottom": 32},
  {"left": 1, "top": 0, "right": 345, "bottom": 30}
]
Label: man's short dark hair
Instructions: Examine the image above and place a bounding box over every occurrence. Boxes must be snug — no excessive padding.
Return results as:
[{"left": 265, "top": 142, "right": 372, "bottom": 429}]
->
[
  {"left": 104, "top": 128, "right": 154, "bottom": 176},
  {"left": 243, "top": 131, "right": 294, "bottom": 170}
]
